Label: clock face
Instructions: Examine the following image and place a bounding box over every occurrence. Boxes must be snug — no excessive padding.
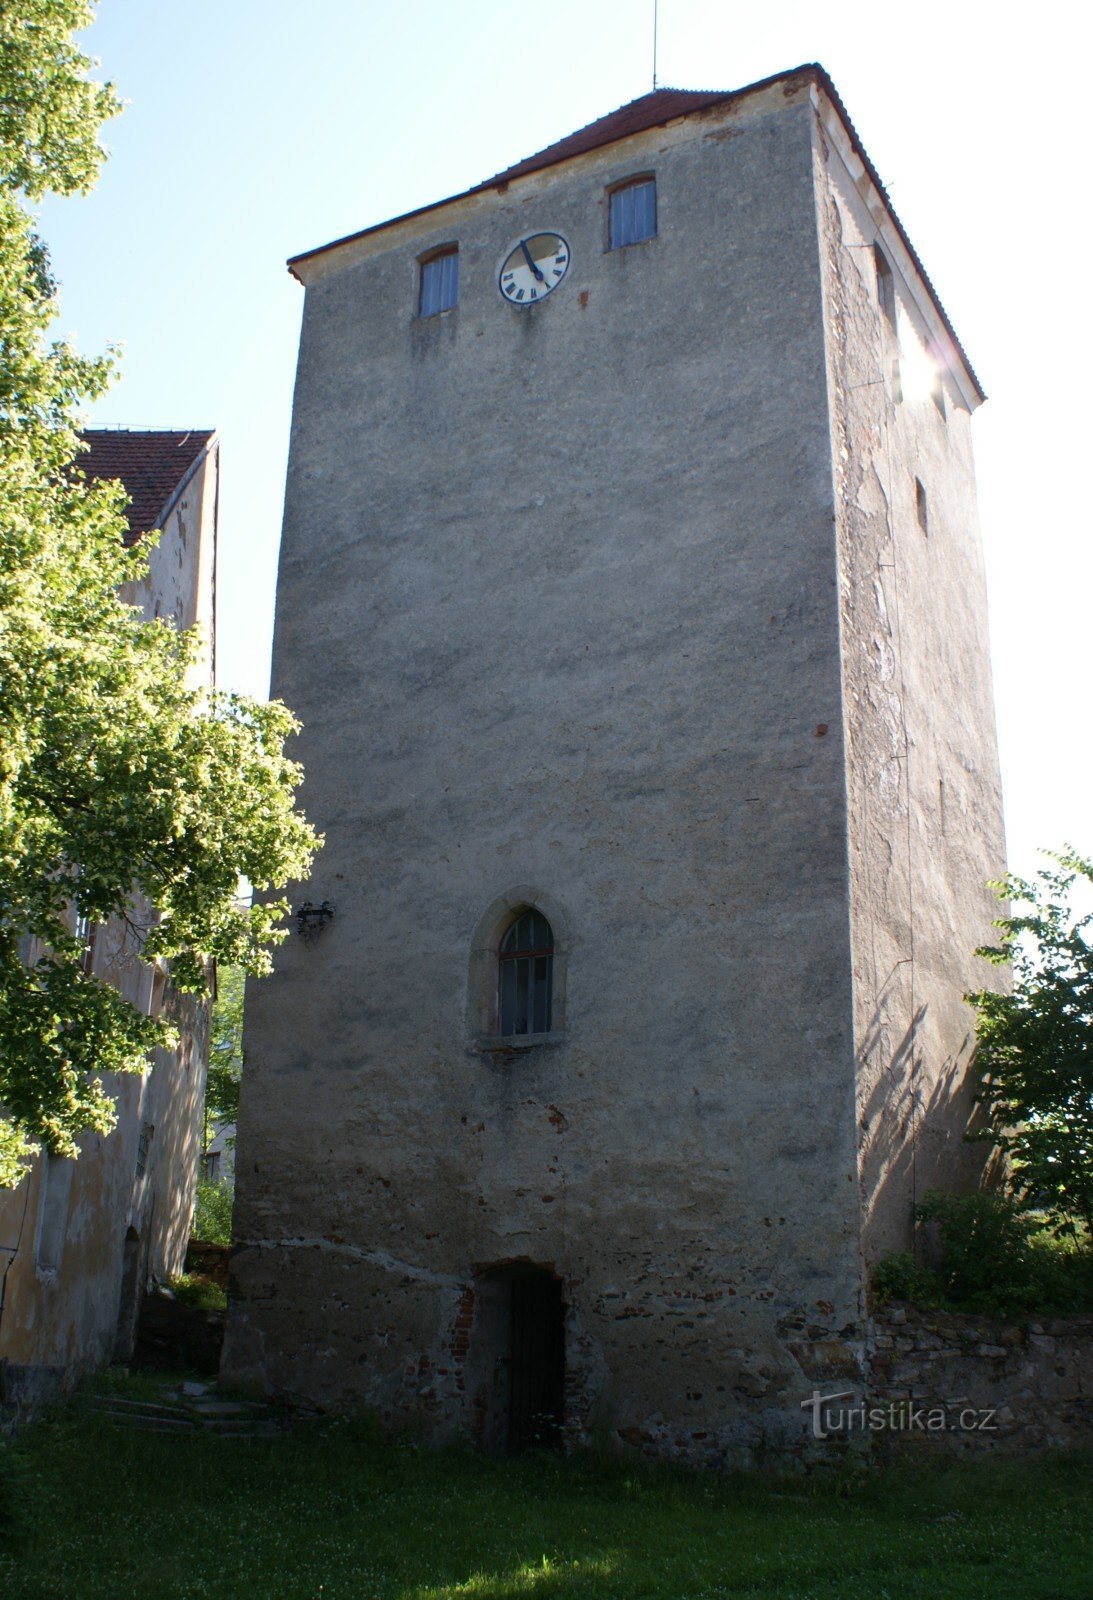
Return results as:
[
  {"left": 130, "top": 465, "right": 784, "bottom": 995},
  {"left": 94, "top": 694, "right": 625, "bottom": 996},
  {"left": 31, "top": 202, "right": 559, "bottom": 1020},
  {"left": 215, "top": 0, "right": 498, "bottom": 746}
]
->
[{"left": 498, "top": 232, "right": 570, "bottom": 306}]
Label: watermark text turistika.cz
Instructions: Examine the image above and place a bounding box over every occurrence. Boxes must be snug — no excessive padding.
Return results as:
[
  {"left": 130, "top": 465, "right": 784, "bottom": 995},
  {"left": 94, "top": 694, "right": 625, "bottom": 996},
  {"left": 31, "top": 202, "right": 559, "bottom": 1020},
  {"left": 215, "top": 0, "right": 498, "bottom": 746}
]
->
[{"left": 802, "top": 1389, "right": 998, "bottom": 1439}]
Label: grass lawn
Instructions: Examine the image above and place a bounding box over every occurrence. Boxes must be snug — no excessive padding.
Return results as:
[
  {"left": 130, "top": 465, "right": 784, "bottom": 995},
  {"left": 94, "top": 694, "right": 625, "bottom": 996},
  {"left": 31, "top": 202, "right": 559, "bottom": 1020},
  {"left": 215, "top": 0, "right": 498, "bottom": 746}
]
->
[{"left": 1, "top": 1379, "right": 1090, "bottom": 1599}]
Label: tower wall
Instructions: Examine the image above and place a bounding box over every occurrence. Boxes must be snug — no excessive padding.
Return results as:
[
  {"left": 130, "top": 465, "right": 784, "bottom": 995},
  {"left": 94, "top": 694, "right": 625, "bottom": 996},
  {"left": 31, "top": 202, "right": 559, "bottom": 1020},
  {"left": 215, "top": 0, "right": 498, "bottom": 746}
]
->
[
  {"left": 810, "top": 99, "right": 1007, "bottom": 1266},
  {"left": 225, "top": 85, "right": 865, "bottom": 1460}
]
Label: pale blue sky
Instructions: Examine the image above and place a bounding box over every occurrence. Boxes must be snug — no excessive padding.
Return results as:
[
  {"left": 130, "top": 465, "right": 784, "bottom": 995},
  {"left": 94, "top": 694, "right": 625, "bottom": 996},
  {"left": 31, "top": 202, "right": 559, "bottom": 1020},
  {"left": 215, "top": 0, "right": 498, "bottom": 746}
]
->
[{"left": 40, "top": 0, "right": 1092, "bottom": 882}]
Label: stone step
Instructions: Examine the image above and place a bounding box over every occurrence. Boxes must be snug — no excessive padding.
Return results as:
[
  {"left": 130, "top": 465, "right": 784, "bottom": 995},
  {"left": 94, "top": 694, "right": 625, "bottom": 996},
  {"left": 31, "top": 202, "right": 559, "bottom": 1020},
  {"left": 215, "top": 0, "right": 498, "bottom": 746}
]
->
[
  {"left": 187, "top": 1398, "right": 269, "bottom": 1417},
  {"left": 202, "top": 1419, "right": 284, "bottom": 1437},
  {"left": 91, "top": 1395, "right": 192, "bottom": 1420},
  {"left": 90, "top": 1384, "right": 285, "bottom": 1438},
  {"left": 103, "top": 1413, "right": 198, "bottom": 1432}
]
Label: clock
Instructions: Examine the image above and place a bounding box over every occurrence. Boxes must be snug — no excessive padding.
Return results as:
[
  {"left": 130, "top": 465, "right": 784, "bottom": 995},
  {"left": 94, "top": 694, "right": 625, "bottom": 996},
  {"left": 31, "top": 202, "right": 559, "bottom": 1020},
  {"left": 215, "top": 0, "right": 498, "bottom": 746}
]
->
[{"left": 498, "top": 232, "right": 571, "bottom": 306}]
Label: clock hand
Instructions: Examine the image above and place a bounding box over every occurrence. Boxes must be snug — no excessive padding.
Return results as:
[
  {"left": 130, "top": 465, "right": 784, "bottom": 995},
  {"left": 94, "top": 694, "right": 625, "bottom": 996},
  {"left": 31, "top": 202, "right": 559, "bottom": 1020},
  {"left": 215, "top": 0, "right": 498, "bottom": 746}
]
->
[{"left": 519, "top": 239, "right": 546, "bottom": 283}]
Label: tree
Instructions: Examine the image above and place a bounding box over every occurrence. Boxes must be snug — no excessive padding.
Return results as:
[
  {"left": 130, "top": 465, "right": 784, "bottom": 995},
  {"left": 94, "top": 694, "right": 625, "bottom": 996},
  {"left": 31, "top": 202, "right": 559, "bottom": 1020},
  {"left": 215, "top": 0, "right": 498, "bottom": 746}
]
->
[
  {"left": 0, "top": 3, "right": 320, "bottom": 1188},
  {"left": 205, "top": 963, "right": 245, "bottom": 1151},
  {"left": 967, "top": 850, "right": 1093, "bottom": 1238}
]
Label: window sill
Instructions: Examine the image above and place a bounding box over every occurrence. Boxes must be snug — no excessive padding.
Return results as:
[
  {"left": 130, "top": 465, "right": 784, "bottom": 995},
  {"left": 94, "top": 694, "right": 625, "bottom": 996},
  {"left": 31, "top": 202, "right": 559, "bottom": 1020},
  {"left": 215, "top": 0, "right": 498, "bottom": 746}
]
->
[
  {"left": 606, "top": 235, "right": 658, "bottom": 254},
  {"left": 473, "top": 1032, "right": 563, "bottom": 1054}
]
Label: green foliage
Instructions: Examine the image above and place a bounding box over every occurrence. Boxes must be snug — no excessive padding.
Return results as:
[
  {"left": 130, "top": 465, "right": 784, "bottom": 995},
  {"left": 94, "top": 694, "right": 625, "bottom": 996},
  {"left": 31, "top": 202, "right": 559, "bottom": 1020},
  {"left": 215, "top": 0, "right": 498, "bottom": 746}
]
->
[
  {"left": 870, "top": 1251, "right": 941, "bottom": 1308},
  {"left": 918, "top": 1190, "right": 1044, "bottom": 1315},
  {"left": 206, "top": 964, "right": 245, "bottom": 1134},
  {"left": 967, "top": 849, "right": 1093, "bottom": 1237},
  {"left": 0, "top": 3, "right": 320, "bottom": 1188},
  {"left": 168, "top": 1271, "right": 227, "bottom": 1312},
  {"left": 192, "top": 1178, "right": 233, "bottom": 1246},
  {"left": 0, "top": 3, "right": 120, "bottom": 200},
  {"left": 874, "top": 1191, "right": 1093, "bottom": 1317}
]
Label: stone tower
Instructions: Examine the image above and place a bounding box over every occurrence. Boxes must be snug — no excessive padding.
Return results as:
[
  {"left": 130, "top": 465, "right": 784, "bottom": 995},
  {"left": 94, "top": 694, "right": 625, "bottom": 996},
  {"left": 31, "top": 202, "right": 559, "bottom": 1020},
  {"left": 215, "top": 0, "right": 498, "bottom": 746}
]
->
[{"left": 223, "top": 66, "right": 1005, "bottom": 1463}]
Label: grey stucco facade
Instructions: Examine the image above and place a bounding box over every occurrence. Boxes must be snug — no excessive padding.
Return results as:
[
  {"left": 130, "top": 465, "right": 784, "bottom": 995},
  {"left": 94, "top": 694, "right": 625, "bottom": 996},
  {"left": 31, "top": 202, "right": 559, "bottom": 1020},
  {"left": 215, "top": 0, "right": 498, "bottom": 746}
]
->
[{"left": 223, "top": 69, "right": 1005, "bottom": 1464}]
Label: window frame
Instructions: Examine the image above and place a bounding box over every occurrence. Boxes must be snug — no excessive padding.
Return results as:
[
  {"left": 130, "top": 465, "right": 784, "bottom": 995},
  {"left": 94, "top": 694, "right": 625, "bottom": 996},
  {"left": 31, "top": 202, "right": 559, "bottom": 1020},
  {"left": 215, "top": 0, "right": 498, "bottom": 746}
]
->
[
  {"left": 418, "top": 244, "right": 459, "bottom": 318},
  {"left": 607, "top": 174, "right": 657, "bottom": 252},
  {"left": 468, "top": 887, "right": 569, "bottom": 1051}
]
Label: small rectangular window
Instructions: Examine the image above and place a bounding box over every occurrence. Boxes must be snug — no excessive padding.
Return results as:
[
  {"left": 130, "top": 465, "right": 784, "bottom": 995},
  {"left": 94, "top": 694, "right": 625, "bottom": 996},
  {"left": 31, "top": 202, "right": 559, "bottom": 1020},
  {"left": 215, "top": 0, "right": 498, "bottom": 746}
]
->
[
  {"left": 610, "top": 178, "right": 656, "bottom": 250},
  {"left": 419, "top": 247, "right": 459, "bottom": 316},
  {"left": 915, "top": 477, "right": 929, "bottom": 534},
  {"left": 874, "top": 244, "right": 896, "bottom": 327}
]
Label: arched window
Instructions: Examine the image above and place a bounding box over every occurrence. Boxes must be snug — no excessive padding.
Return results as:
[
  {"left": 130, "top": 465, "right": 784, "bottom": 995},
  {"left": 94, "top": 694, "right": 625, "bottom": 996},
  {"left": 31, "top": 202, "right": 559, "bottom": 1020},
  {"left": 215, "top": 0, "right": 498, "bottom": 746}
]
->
[{"left": 498, "top": 909, "right": 553, "bottom": 1036}]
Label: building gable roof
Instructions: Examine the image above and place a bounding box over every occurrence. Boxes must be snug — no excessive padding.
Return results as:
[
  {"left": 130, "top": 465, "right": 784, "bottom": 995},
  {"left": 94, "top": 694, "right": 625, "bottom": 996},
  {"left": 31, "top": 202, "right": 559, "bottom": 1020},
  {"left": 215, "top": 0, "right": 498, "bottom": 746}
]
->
[
  {"left": 287, "top": 64, "right": 982, "bottom": 403},
  {"left": 79, "top": 428, "right": 215, "bottom": 545},
  {"left": 484, "top": 87, "right": 745, "bottom": 187}
]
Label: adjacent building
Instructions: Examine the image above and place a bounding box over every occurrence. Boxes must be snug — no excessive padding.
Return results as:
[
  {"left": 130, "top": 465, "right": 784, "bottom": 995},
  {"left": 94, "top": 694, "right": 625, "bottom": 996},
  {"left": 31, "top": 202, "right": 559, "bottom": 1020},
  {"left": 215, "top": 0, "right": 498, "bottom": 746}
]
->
[
  {"left": 0, "top": 428, "right": 219, "bottom": 1405},
  {"left": 223, "top": 66, "right": 1006, "bottom": 1462}
]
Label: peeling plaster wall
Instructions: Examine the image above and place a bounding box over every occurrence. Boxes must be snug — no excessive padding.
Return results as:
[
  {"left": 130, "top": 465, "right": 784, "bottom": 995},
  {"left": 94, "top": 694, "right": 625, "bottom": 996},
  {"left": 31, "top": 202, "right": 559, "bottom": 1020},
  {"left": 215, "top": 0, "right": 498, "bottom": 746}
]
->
[
  {"left": 809, "top": 96, "right": 1007, "bottom": 1268},
  {"left": 226, "top": 84, "right": 868, "bottom": 1464},
  {"left": 0, "top": 451, "right": 217, "bottom": 1405}
]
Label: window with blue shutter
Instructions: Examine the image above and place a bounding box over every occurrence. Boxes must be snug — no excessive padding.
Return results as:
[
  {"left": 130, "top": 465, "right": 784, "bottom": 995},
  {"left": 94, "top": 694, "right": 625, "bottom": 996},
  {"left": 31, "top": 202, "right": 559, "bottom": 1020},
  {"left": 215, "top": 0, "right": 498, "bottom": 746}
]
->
[{"left": 609, "top": 178, "right": 656, "bottom": 249}]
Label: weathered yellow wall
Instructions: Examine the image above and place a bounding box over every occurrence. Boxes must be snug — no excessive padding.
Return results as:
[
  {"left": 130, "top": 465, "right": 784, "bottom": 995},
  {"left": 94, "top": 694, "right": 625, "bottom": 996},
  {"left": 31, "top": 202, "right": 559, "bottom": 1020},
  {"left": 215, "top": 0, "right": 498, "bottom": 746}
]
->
[{"left": 0, "top": 446, "right": 217, "bottom": 1404}]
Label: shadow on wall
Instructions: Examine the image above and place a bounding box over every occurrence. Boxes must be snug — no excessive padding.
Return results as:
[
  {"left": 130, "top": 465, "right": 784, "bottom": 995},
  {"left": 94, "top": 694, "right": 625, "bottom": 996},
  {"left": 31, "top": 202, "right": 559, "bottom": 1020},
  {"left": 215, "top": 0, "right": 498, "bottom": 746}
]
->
[{"left": 859, "top": 1001, "right": 995, "bottom": 1265}]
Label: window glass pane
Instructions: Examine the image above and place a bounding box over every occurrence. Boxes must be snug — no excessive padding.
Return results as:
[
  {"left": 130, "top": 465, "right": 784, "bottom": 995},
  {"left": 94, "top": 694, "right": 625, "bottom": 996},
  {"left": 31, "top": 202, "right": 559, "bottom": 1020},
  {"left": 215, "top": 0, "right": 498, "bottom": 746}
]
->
[
  {"left": 515, "top": 960, "right": 529, "bottom": 1034},
  {"left": 502, "top": 910, "right": 551, "bottom": 954},
  {"left": 500, "top": 960, "right": 517, "bottom": 1034},
  {"left": 498, "top": 910, "right": 554, "bottom": 1034},
  {"left": 532, "top": 955, "right": 551, "bottom": 1033},
  {"left": 420, "top": 250, "right": 458, "bottom": 316}
]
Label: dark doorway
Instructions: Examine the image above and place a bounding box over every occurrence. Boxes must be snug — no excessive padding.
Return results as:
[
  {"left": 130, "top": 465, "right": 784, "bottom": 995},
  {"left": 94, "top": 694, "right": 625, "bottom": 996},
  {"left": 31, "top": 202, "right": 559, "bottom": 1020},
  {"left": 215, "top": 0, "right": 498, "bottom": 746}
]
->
[
  {"left": 508, "top": 1267, "right": 565, "bottom": 1452},
  {"left": 475, "top": 1263, "right": 566, "bottom": 1454}
]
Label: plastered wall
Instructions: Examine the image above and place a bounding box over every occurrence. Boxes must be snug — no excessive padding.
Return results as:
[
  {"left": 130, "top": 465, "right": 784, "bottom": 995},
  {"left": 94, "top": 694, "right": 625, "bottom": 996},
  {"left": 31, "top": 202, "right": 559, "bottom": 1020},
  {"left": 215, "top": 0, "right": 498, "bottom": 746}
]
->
[{"left": 225, "top": 78, "right": 1004, "bottom": 1463}]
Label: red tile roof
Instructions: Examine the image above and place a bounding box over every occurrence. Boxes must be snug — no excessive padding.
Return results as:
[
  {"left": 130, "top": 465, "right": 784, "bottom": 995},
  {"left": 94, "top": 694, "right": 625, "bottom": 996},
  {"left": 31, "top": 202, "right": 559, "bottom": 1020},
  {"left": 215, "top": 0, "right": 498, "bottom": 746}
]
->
[
  {"left": 484, "top": 87, "right": 746, "bottom": 187},
  {"left": 287, "top": 64, "right": 982, "bottom": 402},
  {"left": 287, "top": 80, "right": 777, "bottom": 279},
  {"left": 79, "top": 429, "right": 215, "bottom": 545}
]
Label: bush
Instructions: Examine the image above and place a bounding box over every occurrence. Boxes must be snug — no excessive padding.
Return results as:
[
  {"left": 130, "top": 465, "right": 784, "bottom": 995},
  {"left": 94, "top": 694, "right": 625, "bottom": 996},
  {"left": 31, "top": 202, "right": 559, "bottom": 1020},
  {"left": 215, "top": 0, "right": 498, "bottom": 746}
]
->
[
  {"left": 873, "top": 1190, "right": 1093, "bottom": 1317},
  {"left": 193, "top": 1177, "right": 233, "bottom": 1245},
  {"left": 917, "top": 1190, "right": 1037, "bottom": 1313},
  {"left": 871, "top": 1251, "right": 942, "bottom": 1307},
  {"left": 169, "top": 1271, "right": 227, "bottom": 1311}
]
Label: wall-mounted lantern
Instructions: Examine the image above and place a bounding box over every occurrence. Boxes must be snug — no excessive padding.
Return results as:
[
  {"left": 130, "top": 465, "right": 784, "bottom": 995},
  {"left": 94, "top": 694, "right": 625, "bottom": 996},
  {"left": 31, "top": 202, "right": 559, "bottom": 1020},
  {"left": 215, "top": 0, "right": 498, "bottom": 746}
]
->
[{"left": 295, "top": 900, "right": 335, "bottom": 943}]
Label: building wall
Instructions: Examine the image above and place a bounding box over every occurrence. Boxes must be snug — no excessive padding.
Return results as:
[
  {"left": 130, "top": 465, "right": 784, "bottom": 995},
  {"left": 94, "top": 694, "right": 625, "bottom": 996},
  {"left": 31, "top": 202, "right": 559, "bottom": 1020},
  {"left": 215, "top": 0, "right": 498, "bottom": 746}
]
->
[
  {"left": 0, "top": 448, "right": 217, "bottom": 1405},
  {"left": 809, "top": 95, "right": 1007, "bottom": 1266},
  {"left": 225, "top": 84, "right": 870, "bottom": 1461}
]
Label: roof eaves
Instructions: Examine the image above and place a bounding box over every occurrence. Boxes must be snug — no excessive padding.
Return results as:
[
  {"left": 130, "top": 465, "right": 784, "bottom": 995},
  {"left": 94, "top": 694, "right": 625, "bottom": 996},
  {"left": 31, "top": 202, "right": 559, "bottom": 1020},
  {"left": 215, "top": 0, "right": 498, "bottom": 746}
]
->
[
  {"left": 286, "top": 66, "right": 818, "bottom": 282},
  {"left": 286, "top": 63, "right": 984, "bottom": 403}
]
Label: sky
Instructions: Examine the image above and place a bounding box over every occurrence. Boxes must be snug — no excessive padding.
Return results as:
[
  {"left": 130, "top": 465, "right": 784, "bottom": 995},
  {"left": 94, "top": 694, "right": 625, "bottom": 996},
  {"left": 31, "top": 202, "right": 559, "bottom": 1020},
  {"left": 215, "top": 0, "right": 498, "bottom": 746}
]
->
[{"left": 38, "top": 0, "right": 1092, "bottom": 886}]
